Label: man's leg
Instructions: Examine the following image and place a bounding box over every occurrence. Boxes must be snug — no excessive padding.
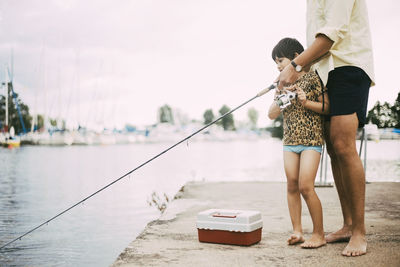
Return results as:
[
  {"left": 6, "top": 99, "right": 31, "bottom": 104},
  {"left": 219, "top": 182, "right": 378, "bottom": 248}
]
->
[
  {"left": 324, "top": 121, "right": 352, "bottom": 242},
  {"left": 329, "top": 114, "right": 367, "bottom": 256}
]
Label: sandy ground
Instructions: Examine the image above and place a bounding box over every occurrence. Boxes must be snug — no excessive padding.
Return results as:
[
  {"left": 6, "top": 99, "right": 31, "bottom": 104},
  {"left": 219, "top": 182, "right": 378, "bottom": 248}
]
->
[{"left": 112, "top": 182, "right": 400, "bottom": 267}]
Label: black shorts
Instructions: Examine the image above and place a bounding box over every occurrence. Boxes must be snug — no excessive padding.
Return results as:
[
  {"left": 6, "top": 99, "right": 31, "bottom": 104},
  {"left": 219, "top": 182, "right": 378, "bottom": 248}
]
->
[{"left": 325, "top": 66, "right": 371, "bottom": 128}]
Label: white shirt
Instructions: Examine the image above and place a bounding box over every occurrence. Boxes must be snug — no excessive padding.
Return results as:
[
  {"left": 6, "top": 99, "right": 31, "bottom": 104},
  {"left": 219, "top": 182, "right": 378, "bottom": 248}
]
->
[{"left": 307, "top": 0, "right": 375, "bottom": 86}]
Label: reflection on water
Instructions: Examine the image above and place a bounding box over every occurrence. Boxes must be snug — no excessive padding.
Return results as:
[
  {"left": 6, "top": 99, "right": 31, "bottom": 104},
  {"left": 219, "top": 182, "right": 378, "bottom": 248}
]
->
[{"left": 0, "top": 139, "right": 399, "bottom": 266}]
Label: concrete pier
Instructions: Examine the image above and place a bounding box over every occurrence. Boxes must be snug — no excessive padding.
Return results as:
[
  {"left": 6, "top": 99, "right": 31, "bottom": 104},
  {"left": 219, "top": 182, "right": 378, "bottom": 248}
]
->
[{"left": 113, "top": 182, "right": 400, "bottom": 266}]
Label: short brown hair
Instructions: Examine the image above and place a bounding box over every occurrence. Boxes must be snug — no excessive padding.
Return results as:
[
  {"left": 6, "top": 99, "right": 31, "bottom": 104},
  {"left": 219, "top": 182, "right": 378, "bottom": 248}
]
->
[{"left": 271, "top": 38, "right": 304, "bottom": 61}]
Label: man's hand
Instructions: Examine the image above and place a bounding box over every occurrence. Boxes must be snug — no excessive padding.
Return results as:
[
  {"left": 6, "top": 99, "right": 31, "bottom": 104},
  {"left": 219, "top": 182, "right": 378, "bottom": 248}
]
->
[
  {"left": 275, "top": 35, "right": 333, "bottom": 90},
  {"left": 276, "top": 64, "right": 302, "bottom": 90}
]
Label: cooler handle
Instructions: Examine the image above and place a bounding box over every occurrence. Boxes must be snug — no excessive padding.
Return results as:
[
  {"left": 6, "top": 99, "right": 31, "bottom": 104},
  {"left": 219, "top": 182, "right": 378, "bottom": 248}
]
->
[{"left": 212, "top": 212, "right": 238, "bottom": 218}]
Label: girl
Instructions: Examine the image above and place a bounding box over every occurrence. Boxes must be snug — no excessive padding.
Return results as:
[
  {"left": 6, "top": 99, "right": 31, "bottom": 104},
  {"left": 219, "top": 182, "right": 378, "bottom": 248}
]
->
[{"left": 268, "top": 38, "right": 329, "bottom": 248}]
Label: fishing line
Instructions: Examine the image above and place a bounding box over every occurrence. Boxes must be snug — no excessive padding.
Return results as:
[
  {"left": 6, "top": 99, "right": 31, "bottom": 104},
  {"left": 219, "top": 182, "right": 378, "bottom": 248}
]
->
[{"left": 0, "top": 83, "right": 276, "bottom": 250}]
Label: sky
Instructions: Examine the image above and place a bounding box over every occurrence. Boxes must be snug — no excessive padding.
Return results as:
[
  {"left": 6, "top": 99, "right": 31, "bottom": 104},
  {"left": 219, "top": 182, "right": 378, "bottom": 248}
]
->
[{"left": 0, "top": 0, "right": 399, "bottom": 130}]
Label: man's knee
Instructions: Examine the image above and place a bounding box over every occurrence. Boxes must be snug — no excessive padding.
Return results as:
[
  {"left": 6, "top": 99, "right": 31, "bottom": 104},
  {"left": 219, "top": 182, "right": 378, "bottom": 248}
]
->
[
  {"left": 329, "top": 132, "right": 357, "bottom": 158},
  {"left": 329, "top": 128, "right": 358, "bottom": 158}
]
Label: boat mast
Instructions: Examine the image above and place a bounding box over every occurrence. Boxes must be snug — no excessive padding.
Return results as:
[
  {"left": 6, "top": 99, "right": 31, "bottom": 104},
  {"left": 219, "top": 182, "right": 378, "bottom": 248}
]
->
[{"left": 5, "top": 67, "right": 9, "bottom": 133}]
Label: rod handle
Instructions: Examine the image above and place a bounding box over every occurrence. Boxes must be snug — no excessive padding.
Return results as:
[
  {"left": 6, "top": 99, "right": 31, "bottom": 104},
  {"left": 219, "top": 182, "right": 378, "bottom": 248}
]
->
[{"left": 256, "top": 83, "right": 276, "bottom": 97}]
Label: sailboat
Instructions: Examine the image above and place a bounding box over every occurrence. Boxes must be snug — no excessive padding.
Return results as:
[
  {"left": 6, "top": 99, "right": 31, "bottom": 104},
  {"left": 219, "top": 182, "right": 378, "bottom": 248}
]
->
[{"left": 4, "top": 126, "right": 20, "bottom": 148}]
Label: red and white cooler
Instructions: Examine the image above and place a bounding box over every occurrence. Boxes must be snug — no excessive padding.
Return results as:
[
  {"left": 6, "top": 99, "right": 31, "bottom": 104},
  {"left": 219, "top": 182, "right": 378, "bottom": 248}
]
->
[{"left": 196, "top": 209, "right": 263, "bottom": 246}]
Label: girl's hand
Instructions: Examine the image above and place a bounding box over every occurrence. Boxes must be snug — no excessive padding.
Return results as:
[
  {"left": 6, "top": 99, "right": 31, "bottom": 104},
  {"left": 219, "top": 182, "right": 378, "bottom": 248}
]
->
[
  {"left": 285, "top": 85, "right": 296, "bottom": 92},
  {"left": 274, "top": 88, "right": 283, "bottom": 98},
  {"left": 296, "top": 87, "right": 307, "bottom": 106}
]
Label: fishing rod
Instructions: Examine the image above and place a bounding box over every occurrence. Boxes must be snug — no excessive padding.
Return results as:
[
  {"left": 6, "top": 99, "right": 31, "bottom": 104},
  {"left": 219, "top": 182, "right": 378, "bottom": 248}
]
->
[{"left": 0, "top": 83, "right": 277, "bottom": 250}]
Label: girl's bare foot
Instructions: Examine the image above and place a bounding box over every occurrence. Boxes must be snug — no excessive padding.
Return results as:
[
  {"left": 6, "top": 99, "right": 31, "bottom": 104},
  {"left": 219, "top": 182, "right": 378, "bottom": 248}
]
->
[
  {"left": 326, "top": 226, "right": 352, "bottom": 243},
  {"left": 301, "top": 234, "right": 326, "bottom": 248},
  {"left": 342, "top": 234, "right": 367, "bottom": 256},
  {"left": 287, "top": 232, "right": 305, "bottom": 245}
]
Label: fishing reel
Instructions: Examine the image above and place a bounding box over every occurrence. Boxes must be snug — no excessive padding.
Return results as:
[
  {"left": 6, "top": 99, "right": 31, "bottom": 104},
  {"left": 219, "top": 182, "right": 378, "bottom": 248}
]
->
[{"left": 275, "top": 90, "right": 297, "bottom": 110}]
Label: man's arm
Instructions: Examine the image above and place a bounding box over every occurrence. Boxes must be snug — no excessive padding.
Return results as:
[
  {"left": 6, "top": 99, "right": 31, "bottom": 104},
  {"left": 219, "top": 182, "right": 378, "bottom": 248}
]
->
[
  {"left": 277, "top": 34, "right": 334, "bottom": 89},
  {"left": 292, "top": 34, "right": 334, "bottom": 71}
]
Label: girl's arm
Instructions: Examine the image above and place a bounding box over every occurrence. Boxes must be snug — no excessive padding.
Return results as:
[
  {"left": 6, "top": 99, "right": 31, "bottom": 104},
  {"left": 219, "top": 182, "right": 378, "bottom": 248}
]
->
[
  {"left": 268, "top": 90, "right": 282, "bottom": 119},
  {"left": 268, "top": 101, "right": 281, "bottom": 120},
  {"left": 296, "top": 87, "right": 330, "bottom": 115}
]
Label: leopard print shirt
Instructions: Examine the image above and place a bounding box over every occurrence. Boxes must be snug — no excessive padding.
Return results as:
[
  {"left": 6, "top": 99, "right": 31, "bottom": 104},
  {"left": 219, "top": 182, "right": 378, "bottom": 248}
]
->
[{"left": 282, "top": 71, "right": 324, "bottom": 146}]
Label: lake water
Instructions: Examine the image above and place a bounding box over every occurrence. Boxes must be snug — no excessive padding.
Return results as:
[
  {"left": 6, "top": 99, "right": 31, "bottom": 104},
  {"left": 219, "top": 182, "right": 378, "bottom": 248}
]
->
[{"left": 0, "top": 138, "right": 399, "bottom": 266}]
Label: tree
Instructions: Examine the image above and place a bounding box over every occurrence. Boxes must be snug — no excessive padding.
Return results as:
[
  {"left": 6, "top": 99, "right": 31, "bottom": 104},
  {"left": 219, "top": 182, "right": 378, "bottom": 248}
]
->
[
  {"left": 203, "top": 109, "right": 214, "bottom": 125},
  {"left": 0, "top": 82, "right": 32, "bottom": 134},
  {"left": 218, "top": 105, "right": 235, "bottom": 130},
  {"left": 50, "top": 118, "right": 58, "bottom": 127},
  {"left": 158, "top": 104, "right": 174, "bottom": 124},
  {"left": 392, "top": 92, "right": 400, "bottom": 128},
  {"left": 36, "top": 114, "right": 45, "bottom": 131},
  {"left": 247, "top": 107, "right": 259, "bottom": 129},
  {"left": 366, "top": 101, "right": 396, "bottom": 128}
]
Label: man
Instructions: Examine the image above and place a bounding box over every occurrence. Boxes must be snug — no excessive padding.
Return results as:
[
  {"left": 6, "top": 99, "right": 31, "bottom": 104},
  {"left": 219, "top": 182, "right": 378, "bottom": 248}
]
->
[{"left": 277, "top": 0, "right": 374, "bottom": 257}]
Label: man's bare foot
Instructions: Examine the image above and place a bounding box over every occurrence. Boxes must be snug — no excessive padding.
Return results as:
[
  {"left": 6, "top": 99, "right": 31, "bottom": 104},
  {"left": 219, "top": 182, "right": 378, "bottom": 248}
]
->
[
  {"left": 301, "top": 234, "right": 326, "bottom": 249},
  {"left": 326, "top": 226, "right": 352, "bottom": 243},
  {"left": 287, "top": 232, "right": 305, "bottom": 245},
  {"left": 342, "top": 234, "right": 367, "bottom": 257}
]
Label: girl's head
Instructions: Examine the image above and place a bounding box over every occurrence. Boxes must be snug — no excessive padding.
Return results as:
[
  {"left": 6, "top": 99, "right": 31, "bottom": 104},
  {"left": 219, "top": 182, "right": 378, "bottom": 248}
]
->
[{"left": 272, "top": 38, "right": 304, "bottom": 72}]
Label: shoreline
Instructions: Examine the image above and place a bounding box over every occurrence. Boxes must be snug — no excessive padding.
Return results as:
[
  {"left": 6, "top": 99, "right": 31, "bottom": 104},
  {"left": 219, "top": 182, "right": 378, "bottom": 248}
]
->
[{"left": 112, "top": 181, "right": 400, "bottom": 266}]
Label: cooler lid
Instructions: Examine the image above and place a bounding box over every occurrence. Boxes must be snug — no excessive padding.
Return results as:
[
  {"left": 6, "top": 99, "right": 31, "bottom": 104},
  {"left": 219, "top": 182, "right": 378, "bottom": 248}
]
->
[{"left": 196, "top": 209, "right": 263, "bottom": 232}]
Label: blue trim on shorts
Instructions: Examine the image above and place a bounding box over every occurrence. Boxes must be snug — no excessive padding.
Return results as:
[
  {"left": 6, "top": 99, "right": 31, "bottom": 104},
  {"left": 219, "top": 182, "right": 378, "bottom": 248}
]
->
[{"left": 283, "top": 145, "right": 322, "bottom": 154}]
